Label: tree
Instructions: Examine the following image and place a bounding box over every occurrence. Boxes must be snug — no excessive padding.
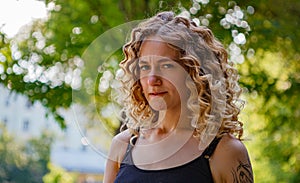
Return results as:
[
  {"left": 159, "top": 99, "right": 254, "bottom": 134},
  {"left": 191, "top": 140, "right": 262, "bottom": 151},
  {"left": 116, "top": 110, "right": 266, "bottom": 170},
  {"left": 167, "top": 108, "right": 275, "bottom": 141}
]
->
[
  {"left": 43, "top": 163, "right": 76, "bottom": 183},
  {"left": 0, "top": 124, "right": 53, "bottom": 183},
  {"left": 236, "top": 0, "right": 300, "bottom": 182}
]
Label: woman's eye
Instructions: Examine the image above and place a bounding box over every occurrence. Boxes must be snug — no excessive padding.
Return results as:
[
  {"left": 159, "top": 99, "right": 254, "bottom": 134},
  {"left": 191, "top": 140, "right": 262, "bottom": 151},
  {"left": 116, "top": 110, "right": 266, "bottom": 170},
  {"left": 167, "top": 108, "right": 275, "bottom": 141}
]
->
[
  {"left": 139, "top": 65, "right": 150, "bottom": 71},
  {"left": 162, "top": 64, "right": 174, "bottom": 69}
]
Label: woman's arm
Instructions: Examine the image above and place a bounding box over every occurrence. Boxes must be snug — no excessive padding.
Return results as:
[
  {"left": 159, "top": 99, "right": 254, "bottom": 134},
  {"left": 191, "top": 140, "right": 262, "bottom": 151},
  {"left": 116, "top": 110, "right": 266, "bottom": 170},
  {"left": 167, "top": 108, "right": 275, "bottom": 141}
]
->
[
  {"left": 103, "top": 130, "right": 131, "bottom": 183},
  {"left": 210, "top": 134, "right": 254, "bottom": 183},
  {"left": 103, "top": 158, "right": 119, "bottom": 183}
]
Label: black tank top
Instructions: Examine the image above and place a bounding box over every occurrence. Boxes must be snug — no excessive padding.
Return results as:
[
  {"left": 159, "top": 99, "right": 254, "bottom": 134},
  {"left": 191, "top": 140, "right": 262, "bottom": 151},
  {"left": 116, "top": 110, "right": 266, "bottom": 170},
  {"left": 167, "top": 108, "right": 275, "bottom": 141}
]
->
[{"left": 114, "top": 137, "right": 221, "bottom": 183}]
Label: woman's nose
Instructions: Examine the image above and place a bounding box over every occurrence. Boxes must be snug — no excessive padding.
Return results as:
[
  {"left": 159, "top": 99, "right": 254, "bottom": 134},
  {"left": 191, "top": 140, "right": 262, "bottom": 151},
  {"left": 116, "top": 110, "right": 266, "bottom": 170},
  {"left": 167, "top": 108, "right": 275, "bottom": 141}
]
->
[{"left": 147, "top": 74, "right": 162, "bottom": 86}]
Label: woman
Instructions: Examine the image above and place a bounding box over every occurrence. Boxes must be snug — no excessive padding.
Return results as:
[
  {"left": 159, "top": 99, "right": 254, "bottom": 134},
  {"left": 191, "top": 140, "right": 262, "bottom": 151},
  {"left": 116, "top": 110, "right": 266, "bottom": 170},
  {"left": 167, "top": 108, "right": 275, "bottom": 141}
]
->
[{"left": 104, "top": 11, "right": 253, "bottom": 183}]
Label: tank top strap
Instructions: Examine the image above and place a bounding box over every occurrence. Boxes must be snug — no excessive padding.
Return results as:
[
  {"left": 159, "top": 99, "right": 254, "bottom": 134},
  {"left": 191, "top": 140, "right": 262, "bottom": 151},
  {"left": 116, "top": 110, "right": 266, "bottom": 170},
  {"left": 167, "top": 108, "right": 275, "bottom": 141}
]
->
[
  {"left": 121, "top": 135, "right": 137, "bottom": 165},
  {"left": 202, "top": 136, "right": 222, "bottom": 159},
  {"left": 121, "top": 134, "right": 222, "bottom": 164}
]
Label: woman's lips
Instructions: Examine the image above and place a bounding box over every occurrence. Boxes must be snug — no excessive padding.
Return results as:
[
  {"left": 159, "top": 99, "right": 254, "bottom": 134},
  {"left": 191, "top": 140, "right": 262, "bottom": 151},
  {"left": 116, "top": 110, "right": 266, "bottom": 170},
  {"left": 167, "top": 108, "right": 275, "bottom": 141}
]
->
[{"left": 149, "top": 91, "right": 168, "bottom": 97}]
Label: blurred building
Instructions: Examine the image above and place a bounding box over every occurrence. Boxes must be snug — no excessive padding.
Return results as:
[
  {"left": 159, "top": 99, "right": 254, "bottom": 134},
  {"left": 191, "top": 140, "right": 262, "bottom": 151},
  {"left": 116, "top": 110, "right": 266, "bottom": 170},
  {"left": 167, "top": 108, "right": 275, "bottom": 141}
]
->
[{"left": 0, "top": 85, "right": 106, "bottom": 183}]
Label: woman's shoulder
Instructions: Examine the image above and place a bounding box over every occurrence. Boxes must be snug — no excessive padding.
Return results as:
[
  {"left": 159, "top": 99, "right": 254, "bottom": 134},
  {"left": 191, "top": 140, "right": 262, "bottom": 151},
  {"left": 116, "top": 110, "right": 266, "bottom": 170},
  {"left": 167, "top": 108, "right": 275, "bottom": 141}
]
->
[
  {"left": 210, "top": 133, "right": 253, "bottom": 182},
  {"left": 104, "top": 130, "right": 133, "bottom": 183},
  {"left": 214, "top": 133, "right": 251, "bottom": 164},
  {"left": 112, "top": 129, "right": 132, "bottom": 143},
  {"left": 218, "top": 133, "right": 248, "bottom": 154},
  {"left": 108, "top": 129, "right": 132, "bottom": 163}
]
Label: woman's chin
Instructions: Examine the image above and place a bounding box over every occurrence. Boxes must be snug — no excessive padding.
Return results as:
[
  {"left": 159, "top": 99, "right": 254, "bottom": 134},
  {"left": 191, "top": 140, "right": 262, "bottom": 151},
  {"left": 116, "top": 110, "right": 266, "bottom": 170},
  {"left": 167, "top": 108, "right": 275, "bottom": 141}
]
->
[{"left": 149, "top": 97, "right": 167, "bottom": 111}]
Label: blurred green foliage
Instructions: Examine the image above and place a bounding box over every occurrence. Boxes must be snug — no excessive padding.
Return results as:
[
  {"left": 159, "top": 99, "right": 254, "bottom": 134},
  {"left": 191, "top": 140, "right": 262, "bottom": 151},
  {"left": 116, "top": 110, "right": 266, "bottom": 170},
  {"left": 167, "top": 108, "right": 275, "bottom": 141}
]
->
[
  {"left": 0, "top": 0, "right": 299, "bottom": 182},
  {"left": 43, "top": 163, "right": 76, "bottom": 183},
  {"left": 0, "top": 124, "right": 53, "bottom": 182},
  {"left": 237, "top": 0, "right": 300, "bottom": 182}
]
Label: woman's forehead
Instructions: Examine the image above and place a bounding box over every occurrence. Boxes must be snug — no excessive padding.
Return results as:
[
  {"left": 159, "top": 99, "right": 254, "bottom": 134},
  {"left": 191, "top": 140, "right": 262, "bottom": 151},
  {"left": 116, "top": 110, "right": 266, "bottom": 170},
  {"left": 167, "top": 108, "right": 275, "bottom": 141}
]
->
[{"left": 139, "top": 37, "right": 180, "bottom": 60}]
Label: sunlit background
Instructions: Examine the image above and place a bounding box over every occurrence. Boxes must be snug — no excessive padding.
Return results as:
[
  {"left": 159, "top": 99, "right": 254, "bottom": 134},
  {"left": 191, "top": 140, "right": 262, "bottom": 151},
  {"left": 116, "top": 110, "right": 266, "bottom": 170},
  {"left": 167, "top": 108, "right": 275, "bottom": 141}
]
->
[{"left": 0, "top": 0, "right": 47, "bottom": 37}]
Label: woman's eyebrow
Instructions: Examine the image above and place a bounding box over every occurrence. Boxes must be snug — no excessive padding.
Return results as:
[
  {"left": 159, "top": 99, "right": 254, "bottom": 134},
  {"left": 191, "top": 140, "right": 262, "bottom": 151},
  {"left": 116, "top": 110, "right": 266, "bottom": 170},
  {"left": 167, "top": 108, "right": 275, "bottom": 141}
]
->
[
  {"left": 138, "top": 60, "right": 148, "bottom": 64},
  {"left": 138, "top": 57, "right": 174, "bottom": 64}
]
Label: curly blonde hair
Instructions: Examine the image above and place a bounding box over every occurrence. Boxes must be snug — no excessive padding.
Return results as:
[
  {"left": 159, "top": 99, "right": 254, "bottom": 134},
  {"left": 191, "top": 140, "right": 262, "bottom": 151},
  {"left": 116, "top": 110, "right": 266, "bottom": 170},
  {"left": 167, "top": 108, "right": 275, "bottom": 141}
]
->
[{"left": 117, "top": 11, "right": 244, "bottom": 144}]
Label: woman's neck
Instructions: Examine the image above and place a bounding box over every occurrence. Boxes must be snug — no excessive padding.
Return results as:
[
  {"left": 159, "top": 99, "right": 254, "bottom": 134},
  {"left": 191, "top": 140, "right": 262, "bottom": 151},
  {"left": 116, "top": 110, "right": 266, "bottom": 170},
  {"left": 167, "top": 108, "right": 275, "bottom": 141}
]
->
[{"left": 155, "top": 107, "right": 191, "bottom": 134}]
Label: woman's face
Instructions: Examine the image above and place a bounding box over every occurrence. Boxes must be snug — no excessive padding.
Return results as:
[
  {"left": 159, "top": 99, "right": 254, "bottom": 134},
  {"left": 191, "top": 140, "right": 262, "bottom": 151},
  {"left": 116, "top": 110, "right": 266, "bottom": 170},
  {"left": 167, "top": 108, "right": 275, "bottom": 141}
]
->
[{"left": 138, "top": 36, "right": 189, "bottom": 112}]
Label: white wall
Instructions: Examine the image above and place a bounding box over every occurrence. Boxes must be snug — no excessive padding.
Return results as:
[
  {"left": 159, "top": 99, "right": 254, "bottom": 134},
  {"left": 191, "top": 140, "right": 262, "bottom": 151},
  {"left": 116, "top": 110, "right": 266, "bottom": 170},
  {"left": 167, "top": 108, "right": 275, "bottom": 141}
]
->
[{"left": 0, "top": 85, "right": 106, "bottom": 174}]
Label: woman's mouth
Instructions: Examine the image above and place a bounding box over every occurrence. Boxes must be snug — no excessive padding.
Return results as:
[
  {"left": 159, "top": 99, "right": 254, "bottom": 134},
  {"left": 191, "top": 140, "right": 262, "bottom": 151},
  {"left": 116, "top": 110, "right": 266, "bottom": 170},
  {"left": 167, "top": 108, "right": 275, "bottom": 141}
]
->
[{"left": 149, "top": 91, "right": 168, "bottom": 97}]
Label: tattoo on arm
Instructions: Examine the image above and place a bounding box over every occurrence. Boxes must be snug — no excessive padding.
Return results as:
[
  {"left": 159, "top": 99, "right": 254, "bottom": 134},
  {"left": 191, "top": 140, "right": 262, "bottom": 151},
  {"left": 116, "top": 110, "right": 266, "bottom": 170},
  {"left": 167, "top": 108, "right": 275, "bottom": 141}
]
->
[{"left": 231, "top": 160, "right": 253, "bottom": 183}]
